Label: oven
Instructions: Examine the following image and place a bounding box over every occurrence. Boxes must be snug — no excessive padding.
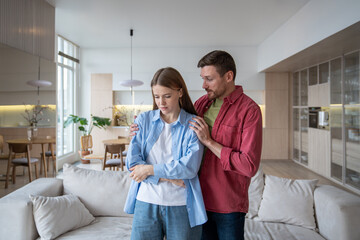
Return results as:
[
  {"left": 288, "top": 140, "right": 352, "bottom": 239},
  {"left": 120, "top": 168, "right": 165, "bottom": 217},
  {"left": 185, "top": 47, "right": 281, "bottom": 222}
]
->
[{"left": 309, "top": 107, "right": 320, "bottom": 128}]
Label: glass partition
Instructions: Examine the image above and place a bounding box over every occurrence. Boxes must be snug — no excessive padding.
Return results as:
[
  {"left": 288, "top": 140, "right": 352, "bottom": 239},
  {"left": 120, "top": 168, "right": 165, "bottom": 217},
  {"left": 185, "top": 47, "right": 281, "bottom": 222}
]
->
[
  {"left": 330, "top": 107, "right": 343, "bottom": 181},
  {"left": 300, "top": 70, "right": 308, "bottom": 106},
  {"left": 309, "top": 66, "right": 317, "bottom": 86},
  {"left": 293, "top": 72, "right": 299, "bottom": 106},
  {"left": 344, "top": 52, "right": 359, "bottom": 105},
  {"left": 319, "top": 62, "right": 329, "bottom": 84},
  {"left": 330, "top": 58, "right": 342, "bottom": 104},
  {"left": 300, "top": 108, "right": 308, "bottom": 165},
  {"left": 344, "top": 106, "right": 360, "bottom": 188},
  {"left": 293, "top": 108, "right": 300, "bottom": 162}
]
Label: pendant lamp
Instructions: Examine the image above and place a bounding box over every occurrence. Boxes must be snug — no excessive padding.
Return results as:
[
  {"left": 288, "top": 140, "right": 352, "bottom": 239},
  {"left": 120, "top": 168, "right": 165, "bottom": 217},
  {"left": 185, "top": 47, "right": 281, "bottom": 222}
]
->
[
  {"left": 119, "top": 29, "right": 144, "bottom": 105},
  {"left": 27, "top": 56, "right": 52, "bottom": 95}
]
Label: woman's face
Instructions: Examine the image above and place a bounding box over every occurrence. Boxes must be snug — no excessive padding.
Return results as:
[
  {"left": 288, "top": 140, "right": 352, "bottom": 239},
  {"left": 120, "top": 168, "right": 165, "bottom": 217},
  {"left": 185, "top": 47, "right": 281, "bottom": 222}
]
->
[{"left": 152, "top": 84, "right": 183, "bottom": 116}]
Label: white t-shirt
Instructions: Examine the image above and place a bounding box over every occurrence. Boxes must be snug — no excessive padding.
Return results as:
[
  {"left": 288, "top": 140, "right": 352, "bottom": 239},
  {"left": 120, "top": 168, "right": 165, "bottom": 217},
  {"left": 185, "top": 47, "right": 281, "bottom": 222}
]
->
[{"left": 136, "top": 120, "right": 187, "bottom": 206}]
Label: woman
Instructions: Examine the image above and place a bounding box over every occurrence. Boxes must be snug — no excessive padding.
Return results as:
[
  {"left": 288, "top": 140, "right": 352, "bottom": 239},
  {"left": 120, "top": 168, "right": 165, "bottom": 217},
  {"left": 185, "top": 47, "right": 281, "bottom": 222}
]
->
[{"left": 124, "top": 67, "right": 207, "bottom": 240}]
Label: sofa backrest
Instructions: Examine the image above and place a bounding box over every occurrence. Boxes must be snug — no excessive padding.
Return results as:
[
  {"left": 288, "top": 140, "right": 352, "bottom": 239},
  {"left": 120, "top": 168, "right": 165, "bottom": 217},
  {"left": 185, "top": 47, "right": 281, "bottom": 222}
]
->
[
  {"left": 0, "top": 178, "right": 63, "bottom": 240},
  {"left": 314, "top": 185, "right": 360, "bottom": 240},
  {"left": 63, "top": 164, "right": 132, "bottom": 217}
]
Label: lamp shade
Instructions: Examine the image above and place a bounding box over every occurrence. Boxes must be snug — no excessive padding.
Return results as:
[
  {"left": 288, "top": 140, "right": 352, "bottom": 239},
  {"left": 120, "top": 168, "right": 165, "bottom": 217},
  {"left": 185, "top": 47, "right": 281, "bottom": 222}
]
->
[
  {"left": 120, "top": 79, "right": 143, "bottom": 87},
  {"left": 27, "top": 80, "right": 52, "bottom": 87}
]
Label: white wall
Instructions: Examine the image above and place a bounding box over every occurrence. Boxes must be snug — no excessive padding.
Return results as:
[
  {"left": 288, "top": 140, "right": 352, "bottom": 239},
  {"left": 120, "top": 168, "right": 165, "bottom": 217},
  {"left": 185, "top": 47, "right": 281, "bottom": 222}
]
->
[
  {"left": 80, "top": 46, "right": 265, "bottom": 117},
  {"left": 258, "top": 0, "right": 360, "bottom": 72}
]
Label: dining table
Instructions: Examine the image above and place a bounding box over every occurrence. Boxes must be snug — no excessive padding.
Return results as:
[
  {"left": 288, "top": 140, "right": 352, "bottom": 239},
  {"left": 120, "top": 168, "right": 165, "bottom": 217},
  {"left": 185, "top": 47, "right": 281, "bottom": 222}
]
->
[
  {"left": 102, "top": 137, "right": 131, "bottom": 146},
  {"left": 6, "top": 137, "right": 56, "bottom": 178}
]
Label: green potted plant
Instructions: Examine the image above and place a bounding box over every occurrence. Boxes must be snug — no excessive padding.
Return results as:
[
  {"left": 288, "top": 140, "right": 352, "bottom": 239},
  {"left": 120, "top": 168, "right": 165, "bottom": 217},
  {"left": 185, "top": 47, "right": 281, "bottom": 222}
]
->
[{"left": 64, "top": 114, "right": 111, "bottom": 163}]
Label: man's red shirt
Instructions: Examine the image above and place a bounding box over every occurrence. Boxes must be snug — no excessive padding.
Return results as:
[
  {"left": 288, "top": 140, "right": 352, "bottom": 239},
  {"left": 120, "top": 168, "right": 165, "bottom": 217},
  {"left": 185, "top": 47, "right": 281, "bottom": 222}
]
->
[{"left": 194, "top": 86, "right": 262, "bottom": 213}]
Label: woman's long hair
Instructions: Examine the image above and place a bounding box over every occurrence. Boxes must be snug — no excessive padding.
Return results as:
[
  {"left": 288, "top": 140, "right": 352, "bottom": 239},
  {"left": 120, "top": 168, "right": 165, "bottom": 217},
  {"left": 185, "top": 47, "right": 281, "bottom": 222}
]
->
[{"left": 150, "top": 67, "right": 197, "bottom": 115}]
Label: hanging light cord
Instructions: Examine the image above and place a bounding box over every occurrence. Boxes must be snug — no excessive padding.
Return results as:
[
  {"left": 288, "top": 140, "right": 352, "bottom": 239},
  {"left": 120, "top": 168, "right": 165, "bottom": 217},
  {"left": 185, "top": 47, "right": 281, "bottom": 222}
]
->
[
  {"left": 37, "top": 56, "right": 41, "bottom": 96},
  {"left": 130, "top": 29, "right": 133, "bottom": 81}
]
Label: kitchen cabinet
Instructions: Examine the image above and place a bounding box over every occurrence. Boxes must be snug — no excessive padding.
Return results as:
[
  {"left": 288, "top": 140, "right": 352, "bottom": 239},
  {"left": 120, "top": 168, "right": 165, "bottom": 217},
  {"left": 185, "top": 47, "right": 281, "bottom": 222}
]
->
[
  {"left": 308, "top": 63, "right": 330, "bottom": 107},
  {"left": 308, "top": 128, "right": 330, "bottom": 177},
  {"left": 329, "top": 51, "right": 360, "bottom": 191},
  {"left": 293, "top": 49, "right": 360, "bottom": 193}
]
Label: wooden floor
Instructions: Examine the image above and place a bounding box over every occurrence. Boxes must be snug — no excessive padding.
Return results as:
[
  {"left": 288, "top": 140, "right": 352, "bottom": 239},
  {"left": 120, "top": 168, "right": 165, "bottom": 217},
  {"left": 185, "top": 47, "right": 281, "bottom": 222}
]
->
[{"left": 0, "top": 159, "right": 358, "bottom": 198}]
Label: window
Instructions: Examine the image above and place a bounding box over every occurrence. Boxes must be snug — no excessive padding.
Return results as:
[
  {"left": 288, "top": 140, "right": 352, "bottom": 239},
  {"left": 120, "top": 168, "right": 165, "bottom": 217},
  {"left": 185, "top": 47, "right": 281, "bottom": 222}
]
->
[{"left": 57, "top": 36, "right": 80, "bottom": 157}]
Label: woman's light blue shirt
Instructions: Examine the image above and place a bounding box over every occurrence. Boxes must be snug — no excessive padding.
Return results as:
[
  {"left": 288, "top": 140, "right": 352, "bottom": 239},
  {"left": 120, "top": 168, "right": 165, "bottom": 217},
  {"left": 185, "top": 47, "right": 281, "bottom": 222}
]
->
[{"left": 124, "top": 109, "right": 207, "bottom": 227}]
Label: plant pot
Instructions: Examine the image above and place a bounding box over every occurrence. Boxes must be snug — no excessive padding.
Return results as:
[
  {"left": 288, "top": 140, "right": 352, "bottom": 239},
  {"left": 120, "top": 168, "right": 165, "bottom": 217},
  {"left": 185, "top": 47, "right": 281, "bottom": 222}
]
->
[
  {"left": 78, "top": 150, "right": 91, "bottom": 164},
  {"left": 80, "top": 158, "right": 91, "bottom": 164}
]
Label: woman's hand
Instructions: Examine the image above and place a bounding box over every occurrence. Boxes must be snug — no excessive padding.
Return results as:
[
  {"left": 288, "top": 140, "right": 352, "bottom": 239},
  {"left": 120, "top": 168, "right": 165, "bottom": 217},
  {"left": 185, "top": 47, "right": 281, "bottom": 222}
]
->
[
  {"left": 160, "top": 178, "right": 186, "bottom": 188},
  {"left": 129, "top": 165, "right": 154, "bottom": 183}
]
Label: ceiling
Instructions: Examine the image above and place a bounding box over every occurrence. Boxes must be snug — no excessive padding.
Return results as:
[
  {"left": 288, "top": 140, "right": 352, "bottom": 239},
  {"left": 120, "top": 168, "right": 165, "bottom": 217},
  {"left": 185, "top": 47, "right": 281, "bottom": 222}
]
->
[
  {"left": 264, "top": 21, "right": 360, "bottom": 72},
  {"left": 48, "top": 0, "right": 310, "bottom": 49}
]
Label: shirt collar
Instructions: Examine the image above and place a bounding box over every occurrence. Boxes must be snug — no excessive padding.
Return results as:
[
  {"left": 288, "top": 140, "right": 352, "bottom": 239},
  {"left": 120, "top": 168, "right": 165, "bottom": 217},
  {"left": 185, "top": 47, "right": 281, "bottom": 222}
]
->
[
  {"left": 223, "top": 85, "right": 243, "bottom": 104},
  {"left": 151, "top": 108, "right": 187, "bottom": 126}
]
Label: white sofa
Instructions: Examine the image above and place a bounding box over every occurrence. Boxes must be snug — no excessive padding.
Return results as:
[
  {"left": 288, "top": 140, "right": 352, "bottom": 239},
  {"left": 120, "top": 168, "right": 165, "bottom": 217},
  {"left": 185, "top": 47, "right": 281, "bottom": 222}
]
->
[{"left": 0, "top": 164, "right": 359, "bottom": 240}]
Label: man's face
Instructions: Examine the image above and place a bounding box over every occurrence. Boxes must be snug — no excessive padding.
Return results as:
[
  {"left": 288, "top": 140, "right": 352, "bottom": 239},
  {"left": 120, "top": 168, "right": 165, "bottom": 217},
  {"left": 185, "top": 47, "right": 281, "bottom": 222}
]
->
[{"left": 200, "top": 65, "right": 228, "bottom": 100}]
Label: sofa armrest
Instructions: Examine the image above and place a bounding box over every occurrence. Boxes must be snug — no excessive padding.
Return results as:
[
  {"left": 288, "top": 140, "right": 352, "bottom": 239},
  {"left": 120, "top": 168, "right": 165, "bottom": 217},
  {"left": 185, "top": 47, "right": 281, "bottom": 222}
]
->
[
  {"left": 314, "top": 185, "right": 360, "bottom": 240},
  {"left": 0, "top": 178, "right": 63, "bottom": 240}
]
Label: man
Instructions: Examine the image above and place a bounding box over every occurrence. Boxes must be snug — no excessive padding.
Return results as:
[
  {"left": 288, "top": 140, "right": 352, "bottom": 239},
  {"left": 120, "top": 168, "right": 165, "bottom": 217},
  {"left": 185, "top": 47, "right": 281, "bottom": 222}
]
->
[
  {"left": 130, "top": 50, "right": 262, "bottom": 240},
  {"left": 189, "top": 50, "right": 262, "bottom": 240}
]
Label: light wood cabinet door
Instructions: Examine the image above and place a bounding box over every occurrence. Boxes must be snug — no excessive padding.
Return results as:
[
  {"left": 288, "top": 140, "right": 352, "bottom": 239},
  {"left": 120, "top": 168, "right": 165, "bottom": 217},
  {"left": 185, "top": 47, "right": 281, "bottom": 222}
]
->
[
  {"left": 318, "top": 83, "right": 330, "bottom": 107},
  {"left": 308, "top": 128, "right": 331, "bottom": 177},
  {"left": 308, "top": 85, "right": 319, "bottom": 107}
]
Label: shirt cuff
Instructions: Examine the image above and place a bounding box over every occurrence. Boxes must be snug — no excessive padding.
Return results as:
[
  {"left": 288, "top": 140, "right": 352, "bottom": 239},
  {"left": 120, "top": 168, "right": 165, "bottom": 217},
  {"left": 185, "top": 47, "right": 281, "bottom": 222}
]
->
[{"left": 220, "top": 146, "right": 233, "bottom": 170}]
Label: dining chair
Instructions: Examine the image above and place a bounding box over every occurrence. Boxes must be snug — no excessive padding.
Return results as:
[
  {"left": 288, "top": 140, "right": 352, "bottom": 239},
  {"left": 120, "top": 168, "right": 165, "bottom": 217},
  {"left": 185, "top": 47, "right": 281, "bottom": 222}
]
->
[
  {"left": 5, "top": 143, "right": 39, "bottom": 188},
  {"left": 117, "top": 136, "right": 128, "bottom": 158},
  {"left": 103, "top": 144, "right": 125, "bottom": 171},
  {"left": 0, "top": 135, "right": 10, "bottom": 160},
  {"left": 40, "top": 142, "right": 56, "bottom": 175}
]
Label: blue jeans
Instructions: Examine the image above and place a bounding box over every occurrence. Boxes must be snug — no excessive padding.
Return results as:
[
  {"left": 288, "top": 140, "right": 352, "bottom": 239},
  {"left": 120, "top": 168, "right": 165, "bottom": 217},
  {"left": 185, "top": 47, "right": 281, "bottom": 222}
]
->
[
  {"left": 201, "top": 211, "right": 246, "bottom": 240},
  {"left": 131, "top": 200, "right": 202, "bottom": 240}
]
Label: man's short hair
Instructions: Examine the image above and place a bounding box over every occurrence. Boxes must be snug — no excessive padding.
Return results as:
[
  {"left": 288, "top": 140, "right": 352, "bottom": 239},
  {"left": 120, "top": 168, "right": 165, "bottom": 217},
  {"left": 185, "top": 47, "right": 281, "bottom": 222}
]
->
[{"left": 197, "top": 50, "right": 236, "bottom": 81}]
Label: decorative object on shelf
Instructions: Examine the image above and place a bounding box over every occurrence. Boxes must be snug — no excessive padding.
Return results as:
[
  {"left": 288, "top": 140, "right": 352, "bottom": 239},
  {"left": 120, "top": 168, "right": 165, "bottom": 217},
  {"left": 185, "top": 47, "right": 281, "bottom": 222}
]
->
[
  {"left": 22, "top": 104, "right": 50, "bottom": 127},
  {"left": 112, "top": 105, "right": 139, "bottom": 126},
  {"left": 64, "top": 114, "right": 111, "bottom": 163},
  {"left": 27, "top": 56, "right": 52, "bottom": 96},
  {"left": 119, "top": 29, "right": 144, "bottom": 105},
  {"left": 106, "top": 104, "right": 152, "bottom": 127}
]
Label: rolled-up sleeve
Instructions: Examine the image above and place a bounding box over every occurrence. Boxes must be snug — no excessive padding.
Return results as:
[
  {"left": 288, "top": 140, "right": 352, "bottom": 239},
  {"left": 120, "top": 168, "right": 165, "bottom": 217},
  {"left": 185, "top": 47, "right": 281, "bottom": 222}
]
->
[
  {"left": 126, "top": 115, "right": 160, "bottom": 184},
  {"left": 219, "top": 106, "right": 262, "bottom": 178}
]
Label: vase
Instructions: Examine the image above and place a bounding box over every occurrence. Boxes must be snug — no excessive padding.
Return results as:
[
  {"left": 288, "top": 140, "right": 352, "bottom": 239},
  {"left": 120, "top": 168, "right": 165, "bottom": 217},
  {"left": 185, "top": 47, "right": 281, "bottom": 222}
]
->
[{"left": 27, "top": 125, "right": 38, "bottom": 140}]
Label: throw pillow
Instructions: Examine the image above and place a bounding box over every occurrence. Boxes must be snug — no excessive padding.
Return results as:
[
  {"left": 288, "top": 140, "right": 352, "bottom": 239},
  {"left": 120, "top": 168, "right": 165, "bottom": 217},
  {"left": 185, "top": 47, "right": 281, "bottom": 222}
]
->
[
  {"left": 30, "top": 194, "right": 95, "bottom": 240},
  {"left": 257, "top": 174, "right": 318, "bottom": 229},
  {"left": 246, "top": 165, "right": 264, "bottom": 218},
  {"left": 62, "top": 163, "right": 132, "bottom": 217}
]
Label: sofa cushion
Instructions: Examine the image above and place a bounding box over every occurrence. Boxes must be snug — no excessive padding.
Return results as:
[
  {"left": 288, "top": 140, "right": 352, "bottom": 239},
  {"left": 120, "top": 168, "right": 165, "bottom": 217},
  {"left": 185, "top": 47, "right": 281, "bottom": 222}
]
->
[
  {"left": 30, "top": 194, "right": 95, "bottom": 240},
  {"left": 50, "top": 217, "right": 132, "bottom": 240},
  {"left": 245, "top": 218, "right": 325, "bottom": 240},
  {"left": 257, "top": 175, "right": 318, "bottom": 230},
  {"left": 63, "top": 164, "right": 132, "bottom": 217},
  {"left": 246, "top": 165, "right": 264, "bottom": 218}
]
